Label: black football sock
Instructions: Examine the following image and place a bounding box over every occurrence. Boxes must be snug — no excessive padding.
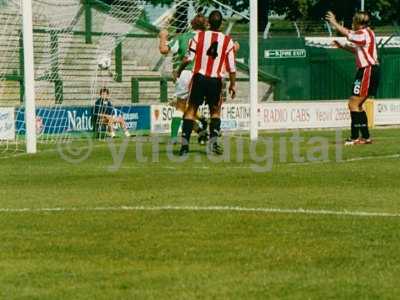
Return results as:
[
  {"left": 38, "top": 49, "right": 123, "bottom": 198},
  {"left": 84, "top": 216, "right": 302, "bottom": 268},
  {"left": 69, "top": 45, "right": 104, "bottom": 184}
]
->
[
  {"left": 350, "top": 111, "right": 361, "bottom": 140},
  {"left": 209, "top": 118, "right": 221, "bottom": 142},
  {"left": 360, "top": 111, "right": 370, "bottom": 139},
  {"left": 181, "top": 119, "right": 194, "bottom": 146},
  {"left": 199, "top": 117, "right": 208, "bottom": 131}
]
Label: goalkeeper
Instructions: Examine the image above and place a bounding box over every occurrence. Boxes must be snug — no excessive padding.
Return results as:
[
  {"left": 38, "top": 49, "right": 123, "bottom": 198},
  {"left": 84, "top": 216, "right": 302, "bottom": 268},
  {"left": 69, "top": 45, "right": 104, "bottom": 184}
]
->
[
  {"left": 93, "top": 88, "right": 130, "bottom": 138},
  {"left": 159, "top": 14, "right": 208, "bottom": 144}
]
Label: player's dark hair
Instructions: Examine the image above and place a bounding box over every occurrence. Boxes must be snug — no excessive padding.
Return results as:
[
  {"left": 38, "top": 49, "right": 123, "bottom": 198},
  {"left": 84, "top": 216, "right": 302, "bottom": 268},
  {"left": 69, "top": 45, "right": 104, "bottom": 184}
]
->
[
  {"left": 208, "top": 10, "right": 223, "bottom": 31},
  {"left": 99, "top": 87, "right": 109, "bottom": 95},
  {"left": 191, "top": 14, "right": 207, "bottom": 31}
]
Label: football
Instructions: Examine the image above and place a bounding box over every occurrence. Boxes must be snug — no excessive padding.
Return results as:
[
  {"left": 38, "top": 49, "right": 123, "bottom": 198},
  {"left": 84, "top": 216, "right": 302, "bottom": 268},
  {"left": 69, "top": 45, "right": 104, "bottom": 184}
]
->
[{"left": 98, "top": 55, "right": 111, "bottom": 70}]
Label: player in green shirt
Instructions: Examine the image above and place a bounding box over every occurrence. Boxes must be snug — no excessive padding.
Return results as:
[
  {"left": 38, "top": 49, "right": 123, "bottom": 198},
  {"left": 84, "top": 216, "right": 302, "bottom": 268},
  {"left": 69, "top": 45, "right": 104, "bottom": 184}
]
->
[
  {"left": 168, "top": 32, "right": 195, "bottom": 71},
  {"left": 159, "top": 14, "right": 208, "bottom": 143}
]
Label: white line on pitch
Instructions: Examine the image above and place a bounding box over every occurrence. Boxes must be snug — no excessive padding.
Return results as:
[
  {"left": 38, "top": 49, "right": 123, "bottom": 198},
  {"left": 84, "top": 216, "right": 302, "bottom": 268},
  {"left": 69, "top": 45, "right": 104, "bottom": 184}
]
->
[
  {"left": 2, "top": 141, "right": 399, "bottom": 168},
  {"left": 112, "top": 153, "right": 400, "bottom": 170},
  {"left": 0, "top": 206, "right": 399, "bottom": 218},
  {"left": 287, "top": 154, "right": 400, "bottom": 166},
  {"left": 343, "top": 154, "right": 400, "bottom": 162}
]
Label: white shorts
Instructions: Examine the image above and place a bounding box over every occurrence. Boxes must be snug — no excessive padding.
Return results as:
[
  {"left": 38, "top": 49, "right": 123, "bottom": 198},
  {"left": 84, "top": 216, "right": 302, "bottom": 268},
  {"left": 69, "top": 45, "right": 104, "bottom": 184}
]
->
[{"left": 175, "top": 70, "right": 193, "bottom": 100}]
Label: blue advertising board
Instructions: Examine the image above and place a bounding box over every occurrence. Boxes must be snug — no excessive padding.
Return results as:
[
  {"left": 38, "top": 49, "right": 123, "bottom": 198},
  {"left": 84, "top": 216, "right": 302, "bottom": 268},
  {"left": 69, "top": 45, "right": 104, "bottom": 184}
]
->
[{"left": 16, "top": 105, "right": 150, "bottom": 135}]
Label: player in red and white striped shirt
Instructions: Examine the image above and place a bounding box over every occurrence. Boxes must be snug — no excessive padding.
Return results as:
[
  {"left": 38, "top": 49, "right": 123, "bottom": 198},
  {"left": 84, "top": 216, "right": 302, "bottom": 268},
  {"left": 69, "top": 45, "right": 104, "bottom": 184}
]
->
[
  {"left": 177, "top": 10, "right": 237, "bottom": 155},
  {"left": 326, "top": 11, "right": 380, "bottom": 145},
  {"left": 187, "top": 27, "right": 237, "bottom": 79}
]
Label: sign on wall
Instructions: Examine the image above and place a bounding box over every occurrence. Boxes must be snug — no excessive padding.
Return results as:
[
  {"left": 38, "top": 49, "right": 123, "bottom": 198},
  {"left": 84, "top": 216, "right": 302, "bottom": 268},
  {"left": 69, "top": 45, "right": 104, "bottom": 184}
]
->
[
  {"left": 374, "top": 100, "right": 400, "bottom": 125},
  {"left": 151, "top": 103, "right": 251, "bottom": 134},
  {"left": 15, "top": 105, "right": 151, "bottom": 135},
  {"left": 0, "top": 107, "right": 15, "bottom": 140},
  {"left": 265, "top": 49, "right": 307, "bottom": 59},
  {"left": 258, "top": 102, "right": 350, "bottom": 130}
]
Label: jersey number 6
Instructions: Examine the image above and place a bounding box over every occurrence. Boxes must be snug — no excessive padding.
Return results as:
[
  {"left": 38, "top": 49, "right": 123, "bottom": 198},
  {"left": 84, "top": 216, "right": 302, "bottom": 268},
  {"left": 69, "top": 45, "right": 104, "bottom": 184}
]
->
[
  {"left": 207, "top": 42, "right": 219, "bottom": 59},
  {"left": 353, "top": 80, "right": 361, "bottom": 95}
]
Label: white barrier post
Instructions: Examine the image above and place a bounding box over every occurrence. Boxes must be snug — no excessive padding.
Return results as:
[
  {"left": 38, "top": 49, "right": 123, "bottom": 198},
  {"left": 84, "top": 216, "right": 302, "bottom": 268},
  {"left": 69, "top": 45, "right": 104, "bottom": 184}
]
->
[{"left": 249, "top": 0, "right": 258, "bottom": 141}]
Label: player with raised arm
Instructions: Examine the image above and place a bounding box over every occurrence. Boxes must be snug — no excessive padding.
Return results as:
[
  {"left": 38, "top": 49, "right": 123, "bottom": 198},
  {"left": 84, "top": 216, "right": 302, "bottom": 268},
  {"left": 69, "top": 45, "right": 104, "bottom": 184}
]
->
[
  {"left": 326, "top": 11, "right": 380, "bottom": 145},
  {"left": 159, "top": 14, "right": 208, "bottom": 144},
  {"left": 178, "top": 10, "right": 237, "bottom": 156}
]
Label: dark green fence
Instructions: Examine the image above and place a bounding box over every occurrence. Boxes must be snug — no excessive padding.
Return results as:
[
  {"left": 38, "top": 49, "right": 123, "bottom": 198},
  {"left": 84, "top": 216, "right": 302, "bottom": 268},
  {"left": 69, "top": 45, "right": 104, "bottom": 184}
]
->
[{"left": 235, "top": 36, "right": 400, "bottom": 100}]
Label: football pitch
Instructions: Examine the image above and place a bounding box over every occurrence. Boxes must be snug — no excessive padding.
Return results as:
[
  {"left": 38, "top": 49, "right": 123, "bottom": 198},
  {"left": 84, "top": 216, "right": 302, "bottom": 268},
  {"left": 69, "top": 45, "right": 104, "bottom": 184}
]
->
[{"left": 1, "top": 128, "right": 400, "bottom": 299}]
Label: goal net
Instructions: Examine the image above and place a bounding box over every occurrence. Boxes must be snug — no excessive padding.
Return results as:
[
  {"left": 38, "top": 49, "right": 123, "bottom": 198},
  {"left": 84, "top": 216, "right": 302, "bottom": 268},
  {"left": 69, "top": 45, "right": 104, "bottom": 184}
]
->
[
  {"left": 0, "top": 0, "right": 259, "bottom": 156},
  {"left": 154, "top": 0, "right": 250, "bottom": 80},
  {"left": 0, "top": 0, "right": 147, "bottom": 155}
]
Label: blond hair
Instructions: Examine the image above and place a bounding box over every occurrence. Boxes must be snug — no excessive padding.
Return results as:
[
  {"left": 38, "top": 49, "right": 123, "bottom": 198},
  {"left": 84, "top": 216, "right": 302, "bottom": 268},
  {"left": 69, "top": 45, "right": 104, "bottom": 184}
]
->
[{"left": 353, "top": 11, "right": 370, "bottom": 27}]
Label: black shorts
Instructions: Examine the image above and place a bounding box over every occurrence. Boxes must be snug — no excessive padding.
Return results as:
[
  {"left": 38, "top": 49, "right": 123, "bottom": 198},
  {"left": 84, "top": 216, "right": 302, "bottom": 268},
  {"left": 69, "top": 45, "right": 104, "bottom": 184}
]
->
[
  {"left": 189, "top": 73, "right": 222, "bottom": 108},
  {"left": 352, "top": 65, "right": 380, "bottom": 97}
]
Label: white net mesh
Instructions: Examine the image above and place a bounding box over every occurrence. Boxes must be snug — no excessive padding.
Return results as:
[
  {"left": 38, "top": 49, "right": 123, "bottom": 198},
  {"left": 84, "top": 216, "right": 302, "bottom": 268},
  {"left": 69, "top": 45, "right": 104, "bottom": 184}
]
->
[
  {"left": 0, "top": 0, "right": 148, "bottom": 154},
  {"left": 0, "top": 0, "right": 259, "bottom": 155},
  {"left": 148, "top": 0, "right": 256, "bottom": 110}
]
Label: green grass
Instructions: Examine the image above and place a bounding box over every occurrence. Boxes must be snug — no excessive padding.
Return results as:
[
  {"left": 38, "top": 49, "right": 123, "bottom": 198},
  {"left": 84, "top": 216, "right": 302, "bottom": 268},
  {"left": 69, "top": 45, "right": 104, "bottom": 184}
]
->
[{"left": 1, "top": 128, "right": 400, "bottom": 299}]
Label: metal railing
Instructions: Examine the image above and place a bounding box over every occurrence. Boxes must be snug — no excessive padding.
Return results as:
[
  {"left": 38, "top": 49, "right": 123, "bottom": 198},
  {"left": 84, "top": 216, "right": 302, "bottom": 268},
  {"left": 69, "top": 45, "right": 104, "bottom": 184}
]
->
[
  {"left": 2, "top": 0, "right": 282, "bottom": 105},
  {"left": 130, "top": 76, "right": 272, "bottom": 103}
]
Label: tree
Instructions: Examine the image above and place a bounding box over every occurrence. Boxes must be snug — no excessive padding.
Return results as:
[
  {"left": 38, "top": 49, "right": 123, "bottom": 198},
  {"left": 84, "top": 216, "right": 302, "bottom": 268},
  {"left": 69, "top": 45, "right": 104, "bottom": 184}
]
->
[
  {"left": 365, "top": 0, "right": 400, "bottom": 23},
  {"left": 101, "top": 0, "right": 400, "bottom": 25},
  {"left": 266, "top": 0, "right": 400, "bottom": 25},
  {"left": 258, "top": 0, "right": 268, "bottom": 32}
]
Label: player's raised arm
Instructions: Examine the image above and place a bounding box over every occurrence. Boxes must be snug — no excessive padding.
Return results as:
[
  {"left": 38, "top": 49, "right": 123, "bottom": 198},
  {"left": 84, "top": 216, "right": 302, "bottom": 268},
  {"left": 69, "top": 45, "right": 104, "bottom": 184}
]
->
[
  {"left": 327, "top": 11, "right": 370, "bottom": 49},
  {"left": 332, "top": 40, "right": 356, "bottom": 53},
  {"left": 325, "top": 11, "right": 350, "bottom": 37},
  {"left": 159, "top": 30, "right": 170, "bottom": 55}
]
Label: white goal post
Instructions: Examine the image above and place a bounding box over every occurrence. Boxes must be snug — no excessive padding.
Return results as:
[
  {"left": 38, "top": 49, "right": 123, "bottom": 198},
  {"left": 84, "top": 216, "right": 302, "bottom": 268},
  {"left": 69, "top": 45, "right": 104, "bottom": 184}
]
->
[{"left": 22, "top": 0, "right": 37, "bottom": 154}]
